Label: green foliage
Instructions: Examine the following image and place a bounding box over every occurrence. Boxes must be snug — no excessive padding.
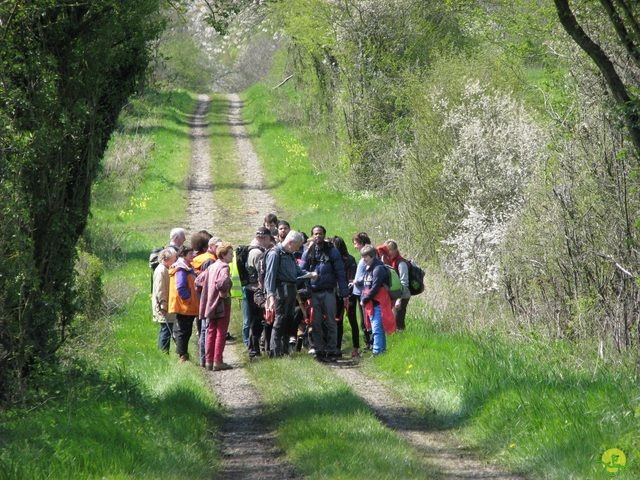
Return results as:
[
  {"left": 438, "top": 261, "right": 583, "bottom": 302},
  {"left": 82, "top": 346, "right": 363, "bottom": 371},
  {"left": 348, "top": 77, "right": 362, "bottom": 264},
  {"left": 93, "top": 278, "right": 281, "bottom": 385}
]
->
[
  {"left": 270, "top": 0, "right": 474, "bottom": 188},
  {"left": 73, "top": 247, "right": 105, "bottom": 321},
  {"left": 0, "top": 0, "right": 164, "bottom": 401}
]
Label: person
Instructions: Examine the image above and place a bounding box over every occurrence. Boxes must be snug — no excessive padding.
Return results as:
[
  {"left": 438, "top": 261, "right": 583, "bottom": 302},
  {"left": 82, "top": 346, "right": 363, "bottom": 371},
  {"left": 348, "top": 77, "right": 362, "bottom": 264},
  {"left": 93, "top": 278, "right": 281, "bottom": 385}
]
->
[
  {"left": 263, "top": 213, "right": 278, "bottom": 236},
  {"left": 276, "top": 220, "right": 290, "bottom": 243},
  {"left": 191, "top": 231, "right": 212, "bottom": 260},
  {"left": 264, "top": 230, "right": 315, "bottom": 357},
  {"left": 168, "top": 227, "right": 186, "bottom": 252},
  {"left": 332, "top": 236, "right": 359, "bottom": 357},
  {"left": 384, "top": 239, "right": 411, "bottom": 331},
  {"left": 152, "top": 248, "right": 178, "bottom": 353},
  {"left": 360, "top": 245, "right": 395, "bottom": 355},
  {"left": 169, "top": 245, "right": 199, "bottom": 363},
  {"left": 195, "top": 242, "right": 234, "bottom": 371},
  {"left": 194, "top": 236, "right": 222, "bottom": 272},
  {"left": 193, "top": 236, "right": 222, "bottom": 368},
  {"left": 300, "top": 226, "right": 349, "bottom": 362},
  {"left": 351, "top": 232, "right": 372, "bottom": 350},
  {"left": 245, "top": 227, "right": 272, "bottom": 357}
]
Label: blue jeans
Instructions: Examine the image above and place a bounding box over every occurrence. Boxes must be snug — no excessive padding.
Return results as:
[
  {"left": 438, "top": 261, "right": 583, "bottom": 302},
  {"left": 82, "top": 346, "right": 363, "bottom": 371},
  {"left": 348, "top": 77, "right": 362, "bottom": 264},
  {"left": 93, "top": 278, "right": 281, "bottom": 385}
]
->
[
  {"left": 242, "top": 294, "right": 250, "bottom": 346},
  {"left": 158, "top": 322, "right": 174, "bottom": 352},
  {"left": 370, "top": 304, "right": 386, "bottom": 354},
  {"left": 199, "top": 319, "right": 208, "bottom": 366}
]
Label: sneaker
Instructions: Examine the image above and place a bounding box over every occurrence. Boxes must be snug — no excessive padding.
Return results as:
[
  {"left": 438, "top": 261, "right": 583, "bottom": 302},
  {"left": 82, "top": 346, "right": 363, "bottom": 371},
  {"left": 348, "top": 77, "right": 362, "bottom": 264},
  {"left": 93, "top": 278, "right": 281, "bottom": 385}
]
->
[
  {"left": 289, "top": 336, "right": 297, "bottom": 345},
  {"left": 225, "top": 332, "right": 235, "bottom": 341},
  {"left": 308, "top": 348, "right": 316, "bottom": 355},
  {"left": 351, "top": 349, "right": 359, "bottom": 358},
  {"left": 178, "top": 354, "right": 189, "bottom": 363},
  {"left": 205, "top": 362, "right": 213, "bottom": 370},
  {"left": 213, "top": 362, "right": 233, "bottom": 371}
]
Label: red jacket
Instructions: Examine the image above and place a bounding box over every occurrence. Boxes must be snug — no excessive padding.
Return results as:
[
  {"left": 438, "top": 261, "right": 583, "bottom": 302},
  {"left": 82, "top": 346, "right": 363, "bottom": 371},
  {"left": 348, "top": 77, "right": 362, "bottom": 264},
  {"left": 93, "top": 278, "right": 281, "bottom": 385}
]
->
[{"left": 363, "top": 286, "right": 396, "bottom": 335}]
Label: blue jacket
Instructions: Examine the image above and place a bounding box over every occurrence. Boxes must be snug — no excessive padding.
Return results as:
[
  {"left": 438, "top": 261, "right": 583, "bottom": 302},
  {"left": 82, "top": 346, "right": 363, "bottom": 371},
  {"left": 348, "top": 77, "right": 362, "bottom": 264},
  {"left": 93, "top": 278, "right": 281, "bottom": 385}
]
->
[
  {"left": 264, "top": 243, "right": 305, "bottom": 297},
  {"left": 300, "top": 242, "right": 349, "bottom": 297},
  {"left": 360, "top": 258, "right": 389, "bottom": 305}
]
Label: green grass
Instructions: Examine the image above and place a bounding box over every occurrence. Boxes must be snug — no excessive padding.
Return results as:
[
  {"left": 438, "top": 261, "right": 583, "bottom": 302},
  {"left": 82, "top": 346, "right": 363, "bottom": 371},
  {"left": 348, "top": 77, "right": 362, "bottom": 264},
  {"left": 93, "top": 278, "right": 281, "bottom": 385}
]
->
[
  {"left": 249, "top": 355, "right": 433, "bottom": 479},
  {"left": 0, "top": 89, "right": 222, "bottom": 480},
  {"left": 363, "top": 323, "right": 640, "bottom": 479}
]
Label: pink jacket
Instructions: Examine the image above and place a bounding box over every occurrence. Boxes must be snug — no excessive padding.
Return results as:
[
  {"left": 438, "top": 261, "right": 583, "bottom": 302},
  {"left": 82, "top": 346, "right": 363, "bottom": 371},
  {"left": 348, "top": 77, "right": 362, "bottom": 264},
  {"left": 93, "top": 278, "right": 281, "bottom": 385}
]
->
[{"left": 195, "top": 260, "right": 231, "bottom": 319}]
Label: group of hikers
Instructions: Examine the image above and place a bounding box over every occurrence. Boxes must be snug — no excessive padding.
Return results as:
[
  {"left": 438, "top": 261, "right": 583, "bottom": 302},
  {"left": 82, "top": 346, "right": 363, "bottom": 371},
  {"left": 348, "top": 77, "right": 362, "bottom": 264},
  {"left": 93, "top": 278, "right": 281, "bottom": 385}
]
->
[{"left": 151, "top": 213, "right": 416, "bottom": 370}]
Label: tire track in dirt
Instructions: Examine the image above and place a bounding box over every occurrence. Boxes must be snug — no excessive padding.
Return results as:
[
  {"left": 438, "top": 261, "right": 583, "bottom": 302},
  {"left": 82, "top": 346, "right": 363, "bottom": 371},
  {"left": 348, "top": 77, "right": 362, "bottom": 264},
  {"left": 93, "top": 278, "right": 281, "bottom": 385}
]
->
[
  {"left": 330, "top": 364, "right": 526, "bottom": 479},
  {"left": 186, "top": 94, "right": 297, "bottom": 479}
]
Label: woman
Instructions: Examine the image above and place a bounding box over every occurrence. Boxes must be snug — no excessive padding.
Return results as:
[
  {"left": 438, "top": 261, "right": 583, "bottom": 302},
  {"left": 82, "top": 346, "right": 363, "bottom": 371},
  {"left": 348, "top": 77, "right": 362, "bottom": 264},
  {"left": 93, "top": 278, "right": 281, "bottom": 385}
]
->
[
  {"left": 360, "top": 245, "right": 396, "bottom": 356},
  {"left": 333, "top": 236, "right": 360, "bottom": 357},
  {"left": 169, "top": 245, "right": 199, "bottom": 363},
  {"left": 195, "top": 241, "right": 234, "bottom": 371},
  {"left": 152, "top": 248, "right": 178, "bottom": 353},
  {"left": 384, "top": 239, "right": 411, "bottom": 331},
  {"left": 351, "top": 232, "right": 372, "bottom": 350}
]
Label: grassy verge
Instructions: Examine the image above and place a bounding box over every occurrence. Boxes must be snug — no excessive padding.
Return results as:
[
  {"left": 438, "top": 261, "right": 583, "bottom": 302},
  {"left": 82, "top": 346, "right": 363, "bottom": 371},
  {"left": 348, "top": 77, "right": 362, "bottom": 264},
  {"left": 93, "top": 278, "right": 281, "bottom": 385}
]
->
[
  {"left": 240, "top": 82, "right": 640, "bottom": 479},
  {"left": 0, "top": 90, "right": 222, "bottom": 479}
]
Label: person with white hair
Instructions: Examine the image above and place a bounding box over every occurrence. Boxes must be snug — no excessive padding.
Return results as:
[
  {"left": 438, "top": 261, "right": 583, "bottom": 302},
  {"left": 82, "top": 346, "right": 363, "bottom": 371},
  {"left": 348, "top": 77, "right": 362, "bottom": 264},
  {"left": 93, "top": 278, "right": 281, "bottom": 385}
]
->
[
  {"left": 264, "top": 230, "right": 316, "bottom": 357},
  {"left": 168, "top": 228, "right": 186, "bottom": 251},
  {"left": 152, "top": 248, "right": 178, "bottom": 353}
]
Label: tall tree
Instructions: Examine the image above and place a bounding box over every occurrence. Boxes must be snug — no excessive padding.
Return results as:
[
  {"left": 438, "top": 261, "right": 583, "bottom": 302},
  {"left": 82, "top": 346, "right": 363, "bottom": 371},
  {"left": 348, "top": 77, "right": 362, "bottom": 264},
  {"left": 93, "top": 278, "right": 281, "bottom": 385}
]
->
[{"left": 0, "top": 0, "right": 164, "bottom": 401}]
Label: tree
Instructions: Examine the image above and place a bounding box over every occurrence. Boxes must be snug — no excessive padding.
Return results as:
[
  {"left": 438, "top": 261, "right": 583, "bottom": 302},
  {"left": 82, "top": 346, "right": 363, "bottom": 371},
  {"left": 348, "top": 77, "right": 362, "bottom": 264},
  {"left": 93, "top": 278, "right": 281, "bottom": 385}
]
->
[
  {"left": 0, "top": 1, "right": 164, "bottom": 402},
  {"left": 554, "top": 0, "right": 640, "bottom": 157}
]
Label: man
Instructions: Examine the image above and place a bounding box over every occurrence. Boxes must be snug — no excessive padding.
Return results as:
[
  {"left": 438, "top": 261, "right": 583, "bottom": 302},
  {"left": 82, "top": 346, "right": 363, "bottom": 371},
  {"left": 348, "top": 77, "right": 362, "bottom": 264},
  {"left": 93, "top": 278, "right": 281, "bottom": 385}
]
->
[
  {"left": 264, "top": 231, "right": 315, "bottom": 357},
  {"left": 168, "top": 228, "right": 186, "bottom": 251},
  {"left": 300, "top": 226, "right": 350, "bottom": 362},
  {"left": 384, "top": 239, "right": 411, "bottom": 331},
  {"left": 276, "top": 220, "right": 290, "bottom": 243},
  {"left": 245, "top": 227, "right": 273, "bottom": 357}
]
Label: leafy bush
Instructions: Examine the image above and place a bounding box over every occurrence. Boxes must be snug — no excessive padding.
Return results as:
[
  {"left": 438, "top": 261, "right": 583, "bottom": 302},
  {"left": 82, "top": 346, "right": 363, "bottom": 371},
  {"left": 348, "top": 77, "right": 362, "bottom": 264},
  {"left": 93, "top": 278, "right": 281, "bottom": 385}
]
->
[
  {"left": 73, "top": 248, "right": 105, "bottom": 321},
  {"left": 438, "top": 81, "right": 548, "bottom": 292}
]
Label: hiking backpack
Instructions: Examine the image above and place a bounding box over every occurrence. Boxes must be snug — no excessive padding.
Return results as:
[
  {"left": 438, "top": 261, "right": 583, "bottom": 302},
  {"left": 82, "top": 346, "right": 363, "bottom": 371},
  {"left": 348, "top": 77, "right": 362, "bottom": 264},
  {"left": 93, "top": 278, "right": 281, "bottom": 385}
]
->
[
  {"left": 235, "top": 245, "right": 252, "bottom": 286},
  {"left": 149, "top": 246, "right": 164, "bottom": 272},
  {"left": 407, "top": 260, "right": 425, "bottom": 295},
  {"left": 149, "top": 246, "right": 166, "bottom": 292},
  {"left": 385, "top": 265, "right": 404, "bottom": 300}
]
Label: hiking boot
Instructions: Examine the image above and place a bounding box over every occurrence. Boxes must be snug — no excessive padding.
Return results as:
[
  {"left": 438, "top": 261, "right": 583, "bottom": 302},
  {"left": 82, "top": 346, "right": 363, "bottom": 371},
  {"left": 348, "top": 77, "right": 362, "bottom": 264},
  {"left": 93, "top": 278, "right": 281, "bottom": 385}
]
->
[
  {"left": 205, "top": 362, "right": 213, "bottom": 370},
  {"left": 178, "top": 354, "right": 189, "bottom": 363},
  {"left": 225, "top": 332, "right": 235, "bottom": 341},
  {"left": 213, "top": 362, "right": 232, "bottom": 371}
]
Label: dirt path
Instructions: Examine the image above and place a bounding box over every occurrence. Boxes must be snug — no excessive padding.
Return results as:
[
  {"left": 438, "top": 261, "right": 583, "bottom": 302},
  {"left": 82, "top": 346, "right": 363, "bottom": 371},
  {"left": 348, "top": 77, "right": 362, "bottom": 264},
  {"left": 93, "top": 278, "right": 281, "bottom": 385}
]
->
[
  {"left": 185, "top": 93, "right": 524, "bottom": 479},
  {"left": 186, "top": 94, "right": 297, "bottom": 479}
]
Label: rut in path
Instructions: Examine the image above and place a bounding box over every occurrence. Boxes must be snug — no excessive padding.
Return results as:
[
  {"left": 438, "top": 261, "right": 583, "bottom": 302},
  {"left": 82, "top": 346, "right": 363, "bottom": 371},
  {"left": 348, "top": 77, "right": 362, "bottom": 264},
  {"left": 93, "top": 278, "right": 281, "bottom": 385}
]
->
[{"left": 185, "top": 93, "right": 526, "bottom": 479}]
